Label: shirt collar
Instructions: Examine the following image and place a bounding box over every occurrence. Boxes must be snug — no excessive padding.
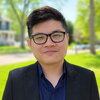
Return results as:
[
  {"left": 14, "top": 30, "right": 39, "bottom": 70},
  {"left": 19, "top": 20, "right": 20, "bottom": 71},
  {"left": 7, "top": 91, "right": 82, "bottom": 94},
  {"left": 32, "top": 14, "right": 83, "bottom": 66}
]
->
[
  {"left": 38, "top": 63, "right": 44, "bottom": 77},
  {"left": 38, "top": 61, "right": 67, "bottom": 77},
  {"left": 63, "top": 60, "right": 67, "bottom": 75}
]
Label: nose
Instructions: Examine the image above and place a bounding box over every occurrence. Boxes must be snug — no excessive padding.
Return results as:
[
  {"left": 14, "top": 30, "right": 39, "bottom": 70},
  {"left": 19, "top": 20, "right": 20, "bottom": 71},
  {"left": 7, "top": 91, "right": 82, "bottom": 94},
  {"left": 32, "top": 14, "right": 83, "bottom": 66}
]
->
[{"left": 43, "top": 37, "right": 56, "bottom": 47}]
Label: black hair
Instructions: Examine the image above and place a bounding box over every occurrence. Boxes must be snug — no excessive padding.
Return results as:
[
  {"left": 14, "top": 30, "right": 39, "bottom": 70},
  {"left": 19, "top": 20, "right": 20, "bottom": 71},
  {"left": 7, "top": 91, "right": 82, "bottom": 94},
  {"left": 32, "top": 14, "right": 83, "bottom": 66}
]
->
[{"left": 26, "top": 6, "right": 67, "bottom": 37}]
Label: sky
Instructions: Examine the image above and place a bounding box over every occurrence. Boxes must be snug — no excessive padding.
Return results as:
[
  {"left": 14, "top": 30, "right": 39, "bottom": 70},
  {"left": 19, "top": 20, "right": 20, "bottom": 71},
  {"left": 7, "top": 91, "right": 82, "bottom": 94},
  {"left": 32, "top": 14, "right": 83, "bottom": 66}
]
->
[
  {"left": 62, "top": 0, "right": 78, "bottom": 23},
  {"left": 39, "top": 0, "right": 78, "bottom": 23}
]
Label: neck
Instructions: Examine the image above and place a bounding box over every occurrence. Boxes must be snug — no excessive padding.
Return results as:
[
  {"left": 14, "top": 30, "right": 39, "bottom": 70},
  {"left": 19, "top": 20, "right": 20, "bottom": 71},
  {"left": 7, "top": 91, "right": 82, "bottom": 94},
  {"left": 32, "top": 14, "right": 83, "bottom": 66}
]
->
[{"left": 39, "top": 60, "right": 64, "bottom": 87}]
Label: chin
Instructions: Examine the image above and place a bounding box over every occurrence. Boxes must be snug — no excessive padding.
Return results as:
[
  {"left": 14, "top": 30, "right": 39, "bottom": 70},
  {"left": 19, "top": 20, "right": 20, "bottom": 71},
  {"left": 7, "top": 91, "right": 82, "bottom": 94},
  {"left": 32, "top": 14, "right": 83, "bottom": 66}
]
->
[
  {"left": 35, "top": 54, "right": 64, "bottom": 65},
  {"left": 42, "top": 57, "right": 63, "bottom": 65}
]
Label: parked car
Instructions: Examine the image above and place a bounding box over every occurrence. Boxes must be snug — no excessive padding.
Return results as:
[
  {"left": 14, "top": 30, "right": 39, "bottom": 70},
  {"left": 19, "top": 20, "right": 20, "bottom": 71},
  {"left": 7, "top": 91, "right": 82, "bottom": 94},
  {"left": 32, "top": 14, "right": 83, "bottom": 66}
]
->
[
  {"left": 73, "top": 44, "right": 100, "bottom": 50},
  {"left": 73, "top": 44, "right": 90, "bottom": 49}
]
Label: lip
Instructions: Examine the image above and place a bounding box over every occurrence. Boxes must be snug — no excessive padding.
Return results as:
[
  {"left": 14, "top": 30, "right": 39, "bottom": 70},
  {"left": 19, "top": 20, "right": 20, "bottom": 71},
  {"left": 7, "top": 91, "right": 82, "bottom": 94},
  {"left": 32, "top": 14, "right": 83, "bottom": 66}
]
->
[{"left": 43, "top": 50, "right": 58, "bottom": 54}]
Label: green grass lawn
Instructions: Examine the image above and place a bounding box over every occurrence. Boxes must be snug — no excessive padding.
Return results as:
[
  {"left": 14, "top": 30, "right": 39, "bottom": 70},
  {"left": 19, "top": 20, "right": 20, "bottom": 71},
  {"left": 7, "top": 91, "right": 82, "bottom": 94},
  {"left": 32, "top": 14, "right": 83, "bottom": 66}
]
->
[
  {"left": 0, "top": 46, "right": 30, "bottom": 54},
  {"left": 0, "top": 52, "right": 100, "bottom": 99}
]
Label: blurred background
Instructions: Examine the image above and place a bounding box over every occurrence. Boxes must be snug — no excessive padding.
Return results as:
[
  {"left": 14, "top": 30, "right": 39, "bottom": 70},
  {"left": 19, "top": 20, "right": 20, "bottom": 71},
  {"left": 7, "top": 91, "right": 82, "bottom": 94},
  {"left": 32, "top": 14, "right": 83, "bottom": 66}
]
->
[{"left": 0, "top": 0, "right": 100, "bottom": 99}]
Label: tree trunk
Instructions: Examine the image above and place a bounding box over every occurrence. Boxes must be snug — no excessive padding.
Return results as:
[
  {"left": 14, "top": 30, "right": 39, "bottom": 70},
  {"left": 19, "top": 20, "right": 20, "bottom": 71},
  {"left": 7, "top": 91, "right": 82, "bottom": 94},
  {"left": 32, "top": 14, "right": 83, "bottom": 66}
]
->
[
  {"left": 89, "top": 0, "right": 96, "bottom": 54},
  {"left": 20, "top": 24, "right": 25, "bottom": 49}
]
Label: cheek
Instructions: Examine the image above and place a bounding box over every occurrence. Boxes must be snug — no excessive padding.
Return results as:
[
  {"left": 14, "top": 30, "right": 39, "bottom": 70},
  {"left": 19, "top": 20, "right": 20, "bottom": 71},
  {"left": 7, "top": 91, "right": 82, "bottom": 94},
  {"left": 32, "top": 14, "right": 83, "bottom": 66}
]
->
[
  {"left": 59, "top": 40, "right": 68, "bottom": 54},
  {"left": 32, "top": 44, "right": 42, "bottom": 55}
]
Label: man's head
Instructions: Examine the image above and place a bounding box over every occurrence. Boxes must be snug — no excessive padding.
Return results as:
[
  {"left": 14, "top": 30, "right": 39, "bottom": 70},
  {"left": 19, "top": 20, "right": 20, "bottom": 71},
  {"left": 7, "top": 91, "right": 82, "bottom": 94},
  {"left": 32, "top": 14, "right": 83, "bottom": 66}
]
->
[
  {"left": 26, "top": 6, "right": 69, "bottom": 65},
  {"left": 26, "top": 6, "right": 68, "bottom": 38}
]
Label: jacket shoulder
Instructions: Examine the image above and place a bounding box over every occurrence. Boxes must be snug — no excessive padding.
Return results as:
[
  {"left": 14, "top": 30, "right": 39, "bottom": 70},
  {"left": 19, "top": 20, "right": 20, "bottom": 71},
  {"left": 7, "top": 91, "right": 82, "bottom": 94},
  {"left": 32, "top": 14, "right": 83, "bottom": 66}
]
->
[
  {"left": 66, "top": 61, "right": 95, "bottom": 77},
  {"left": 9, "top": 62, "right": 38, "bottom": 79}
]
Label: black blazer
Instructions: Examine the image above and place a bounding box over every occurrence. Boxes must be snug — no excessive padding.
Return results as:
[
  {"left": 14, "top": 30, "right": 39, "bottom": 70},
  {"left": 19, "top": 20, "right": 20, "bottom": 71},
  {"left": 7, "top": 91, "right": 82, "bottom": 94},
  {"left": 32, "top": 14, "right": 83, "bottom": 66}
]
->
[{"left": 2, "top": 61, "right": 99, "bottom": 100}]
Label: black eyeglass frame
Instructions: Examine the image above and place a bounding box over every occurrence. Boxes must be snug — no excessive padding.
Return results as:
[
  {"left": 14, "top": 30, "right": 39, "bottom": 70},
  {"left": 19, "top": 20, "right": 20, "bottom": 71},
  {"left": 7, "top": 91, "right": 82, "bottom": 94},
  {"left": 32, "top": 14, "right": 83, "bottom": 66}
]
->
[{"left": 30, "top": 31, "right": 66, "bottom": 45}]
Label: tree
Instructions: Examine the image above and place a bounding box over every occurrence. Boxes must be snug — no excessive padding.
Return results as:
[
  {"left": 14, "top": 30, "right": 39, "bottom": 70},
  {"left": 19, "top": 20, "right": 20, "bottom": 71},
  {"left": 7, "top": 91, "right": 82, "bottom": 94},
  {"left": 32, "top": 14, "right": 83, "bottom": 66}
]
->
[
  {"left": 89, "top": 0, "right": 96, "bottom": 54},
  {"left": 67, "top": 21, "right": 74, "bottom": 44},
  {"left": 75, "top": 0, "right": 100, "bottom": 54},
  {"left": 5, "top": 0, "right": 39, "bottom": 48},
  {"left": 0, "top": 0, "right": 2, "bottom": 12}
]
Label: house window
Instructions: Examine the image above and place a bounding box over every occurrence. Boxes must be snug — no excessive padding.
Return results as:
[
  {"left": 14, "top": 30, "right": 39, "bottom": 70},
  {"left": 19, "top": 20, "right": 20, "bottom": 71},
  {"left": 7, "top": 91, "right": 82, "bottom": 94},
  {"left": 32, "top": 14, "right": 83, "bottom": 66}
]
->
[
  {"left": 6, "top": 22, "right": 10, "bottom": 30},
  {"left": 2, "top": 22, "right": 10, "bottom": 30},
  {"left": 0, "top": 21, "right": 10, "bottom": 30},
  {"left": 0, "top": 21, "right": 2, "bottom": 30}
]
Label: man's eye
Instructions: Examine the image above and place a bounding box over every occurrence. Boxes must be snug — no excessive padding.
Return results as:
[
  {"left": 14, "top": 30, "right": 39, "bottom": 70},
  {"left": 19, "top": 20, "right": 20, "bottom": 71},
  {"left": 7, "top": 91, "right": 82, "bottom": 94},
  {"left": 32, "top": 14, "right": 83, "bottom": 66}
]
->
[
  {"left": 52, "top": 34, "right": 62, "bottom": 37},
  {"left": 54, "top": 34, "right": 61, "bottom": 37},
  {"left": 35, "top": 36, "right": 45, "bottom": 39}
]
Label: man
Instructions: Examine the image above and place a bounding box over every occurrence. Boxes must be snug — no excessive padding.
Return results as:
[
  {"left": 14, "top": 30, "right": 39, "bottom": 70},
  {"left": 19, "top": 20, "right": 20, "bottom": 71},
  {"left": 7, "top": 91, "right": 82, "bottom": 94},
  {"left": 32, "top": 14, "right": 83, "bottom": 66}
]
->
[{"left": 2, "top": 6, "right": 99, "bottom": 100}]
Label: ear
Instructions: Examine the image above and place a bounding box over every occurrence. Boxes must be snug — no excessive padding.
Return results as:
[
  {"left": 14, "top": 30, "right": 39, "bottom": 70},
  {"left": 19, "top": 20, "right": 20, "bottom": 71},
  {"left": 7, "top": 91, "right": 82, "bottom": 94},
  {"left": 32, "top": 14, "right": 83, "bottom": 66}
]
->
[
  {"left": 66, "top": 33, "right": 69, "bottom": 41},
  {"left": 27, "top": 39, "right": 32, "bottom": 49}
]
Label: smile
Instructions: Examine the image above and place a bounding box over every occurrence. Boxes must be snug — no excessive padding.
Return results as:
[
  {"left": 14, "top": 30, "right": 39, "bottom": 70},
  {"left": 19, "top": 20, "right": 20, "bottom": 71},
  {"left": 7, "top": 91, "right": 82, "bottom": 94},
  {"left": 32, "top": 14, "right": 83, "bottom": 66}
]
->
[{"left": 43, "top": 50, "right": 58, "bottom": 54}]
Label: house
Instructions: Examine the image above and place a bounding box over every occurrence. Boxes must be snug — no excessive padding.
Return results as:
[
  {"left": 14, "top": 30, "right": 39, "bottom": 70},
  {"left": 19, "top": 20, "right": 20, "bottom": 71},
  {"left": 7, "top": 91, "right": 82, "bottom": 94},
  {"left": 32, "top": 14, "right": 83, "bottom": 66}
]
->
[{"left": 0, "top": 14, "right": 15, "bottom": 45}]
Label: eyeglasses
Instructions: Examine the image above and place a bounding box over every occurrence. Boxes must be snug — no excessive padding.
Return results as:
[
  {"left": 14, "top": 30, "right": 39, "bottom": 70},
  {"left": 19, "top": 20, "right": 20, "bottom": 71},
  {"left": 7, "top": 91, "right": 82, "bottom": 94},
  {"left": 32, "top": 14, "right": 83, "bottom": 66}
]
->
[{"left": 30, "top": 31, "right": 66, "bottom": 45}]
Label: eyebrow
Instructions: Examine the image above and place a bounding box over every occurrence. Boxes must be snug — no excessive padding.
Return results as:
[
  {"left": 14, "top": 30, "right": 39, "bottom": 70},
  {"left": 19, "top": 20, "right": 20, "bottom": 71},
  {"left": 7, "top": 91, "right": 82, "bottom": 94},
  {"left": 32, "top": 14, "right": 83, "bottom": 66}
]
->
[{"left": 33, "top": 29, "right": 65, "bottom": 35}]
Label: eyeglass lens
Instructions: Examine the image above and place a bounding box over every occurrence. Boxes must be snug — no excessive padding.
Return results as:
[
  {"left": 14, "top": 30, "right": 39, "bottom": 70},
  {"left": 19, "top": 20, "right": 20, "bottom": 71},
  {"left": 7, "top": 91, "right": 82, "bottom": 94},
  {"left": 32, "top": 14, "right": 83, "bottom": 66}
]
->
[{"left": 31, "top": 31, "right": 65, "bottom": 45}]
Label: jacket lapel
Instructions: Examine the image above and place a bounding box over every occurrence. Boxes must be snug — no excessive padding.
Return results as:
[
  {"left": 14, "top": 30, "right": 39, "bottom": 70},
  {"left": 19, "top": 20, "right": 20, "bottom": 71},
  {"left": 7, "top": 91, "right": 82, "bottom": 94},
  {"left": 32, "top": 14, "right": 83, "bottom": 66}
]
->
[
  {"left": 23, "top": 61, "right": 81, "bottom": 100},
  {"left": 24, "top": 62, "right": 40, "bottom": 100},
  {"left": 64, "top": 61, "right": 81, "bottom": 100}
]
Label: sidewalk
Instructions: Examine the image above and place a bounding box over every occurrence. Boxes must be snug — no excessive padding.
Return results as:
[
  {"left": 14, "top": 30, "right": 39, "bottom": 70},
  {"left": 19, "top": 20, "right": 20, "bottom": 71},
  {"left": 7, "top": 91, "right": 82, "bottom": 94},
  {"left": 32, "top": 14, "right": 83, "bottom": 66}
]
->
[
  {"left": 0, "top": 49, "right": 97, "bottom": 65},
  {"left": 0, "top": 53, "right": 35, "bottom": 65}
]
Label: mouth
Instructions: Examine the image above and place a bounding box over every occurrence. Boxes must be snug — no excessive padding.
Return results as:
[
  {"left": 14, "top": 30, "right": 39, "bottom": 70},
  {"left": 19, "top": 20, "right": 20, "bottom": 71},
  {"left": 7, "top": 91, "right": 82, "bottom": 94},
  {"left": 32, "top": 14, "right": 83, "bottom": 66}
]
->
[{"left": 43, "top": 50, "right": 58, "bottom": 54}]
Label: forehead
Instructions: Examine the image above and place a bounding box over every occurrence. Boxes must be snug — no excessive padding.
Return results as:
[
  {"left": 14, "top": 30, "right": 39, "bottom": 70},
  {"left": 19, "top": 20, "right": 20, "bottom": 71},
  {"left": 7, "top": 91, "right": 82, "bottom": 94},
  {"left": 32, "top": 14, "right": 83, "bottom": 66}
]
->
[{"left": 32, "top": 20, "right": 65, "bottom": 34}]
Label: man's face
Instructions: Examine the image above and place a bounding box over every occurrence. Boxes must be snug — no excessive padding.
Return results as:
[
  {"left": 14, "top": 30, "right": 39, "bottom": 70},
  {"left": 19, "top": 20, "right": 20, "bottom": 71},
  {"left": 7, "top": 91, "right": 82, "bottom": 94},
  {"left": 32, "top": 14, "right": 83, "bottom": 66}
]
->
[{"left": 27, "top": 20, "right": 69, "bottom": 65}]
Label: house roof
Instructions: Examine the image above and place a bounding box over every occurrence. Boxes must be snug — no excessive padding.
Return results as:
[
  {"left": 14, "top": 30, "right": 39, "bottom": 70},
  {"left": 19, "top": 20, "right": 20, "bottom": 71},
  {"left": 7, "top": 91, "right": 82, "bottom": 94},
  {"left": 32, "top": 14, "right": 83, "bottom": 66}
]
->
[{"left": 0, "top": 13, "right": 12, "bottom": 22}]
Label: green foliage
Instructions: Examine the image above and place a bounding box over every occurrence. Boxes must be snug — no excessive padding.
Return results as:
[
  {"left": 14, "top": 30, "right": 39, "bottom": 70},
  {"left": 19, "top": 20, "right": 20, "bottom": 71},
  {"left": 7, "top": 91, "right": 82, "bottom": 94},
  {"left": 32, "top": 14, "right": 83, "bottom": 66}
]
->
[
  {"left": 0, "top": 0, "right": 1, "bottom": 4},
  {"left": 75, "top": 0, "right": 89, "bottom": 36},
  {"left": 75, "top": 0, "right": 100, "bottom": 43},
  {"left": 95, "top": 0, "right": 100, "bottom": 32},
  {"left": 0, "top": 0, "right": 2, "bottom": 10},
  {"left": 67, "top": 21, "right": 74, "bottom": 44}
]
